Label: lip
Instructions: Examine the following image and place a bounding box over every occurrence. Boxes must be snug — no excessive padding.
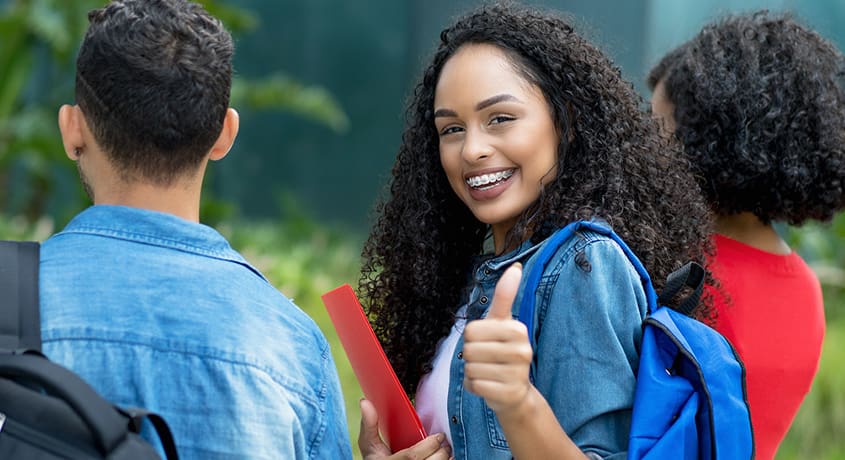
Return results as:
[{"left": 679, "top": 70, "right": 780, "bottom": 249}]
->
[{"left": 466, "top": 168, "right": 517, "bottom": 201}]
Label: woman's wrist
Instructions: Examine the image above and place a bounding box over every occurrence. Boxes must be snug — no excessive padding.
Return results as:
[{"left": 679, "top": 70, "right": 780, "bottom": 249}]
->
[{"left": 493, "top": 384, "right": 542, "bottom": 425}]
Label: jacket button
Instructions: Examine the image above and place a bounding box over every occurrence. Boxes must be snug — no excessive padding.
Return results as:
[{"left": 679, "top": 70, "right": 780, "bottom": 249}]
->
[
  {"left": 457, "top": 351, "right": 463, "bottom": 359},
  {"left": 480, "top": 296, "right": 488, "bottom": 304},
  {"left": 484, "top": 268, "right": 491, "bottom": 275},
  {"left": 451, "top": 415, "right": 458, "bottom": 424}
]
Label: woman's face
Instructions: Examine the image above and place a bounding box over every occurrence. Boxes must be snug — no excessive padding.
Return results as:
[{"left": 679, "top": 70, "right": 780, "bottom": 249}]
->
[{"left": 434, "top": 43, "right": 559, "bottom": 251}]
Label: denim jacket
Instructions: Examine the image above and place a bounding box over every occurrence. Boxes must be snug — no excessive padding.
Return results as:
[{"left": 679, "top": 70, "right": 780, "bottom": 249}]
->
[
  {"left": 39, "top": 205, "right": 352, "bottom": 460},
  {"left": 448, "top": 229, "right": 647, "bottom": 460}
]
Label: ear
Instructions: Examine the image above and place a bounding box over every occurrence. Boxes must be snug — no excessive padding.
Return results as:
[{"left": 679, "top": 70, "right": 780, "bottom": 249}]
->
[
  {"left": 57, "top": 105, "right": 85, "bottom": 160},
  {"left": 209, "top": 108, "right": 239, "bottom": 161}
]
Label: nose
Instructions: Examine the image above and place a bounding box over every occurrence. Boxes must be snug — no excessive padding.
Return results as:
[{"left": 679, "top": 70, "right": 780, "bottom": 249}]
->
[{"left": 461, "top": 127, "right": 494, "bottom": 163}]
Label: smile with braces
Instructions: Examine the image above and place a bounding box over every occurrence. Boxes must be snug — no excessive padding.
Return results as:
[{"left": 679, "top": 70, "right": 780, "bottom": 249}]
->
[{"left": 466, "top": 169, "right": 515, "bottom": 189}]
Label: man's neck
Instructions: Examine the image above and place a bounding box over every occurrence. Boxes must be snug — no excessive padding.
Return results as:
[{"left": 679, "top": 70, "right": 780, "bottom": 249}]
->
[
  {"left": 714, "top": 212, "right": 791, "bottom": 255},
  {"left": 94, "top": 179, "right": 203, "bottom": 223}
]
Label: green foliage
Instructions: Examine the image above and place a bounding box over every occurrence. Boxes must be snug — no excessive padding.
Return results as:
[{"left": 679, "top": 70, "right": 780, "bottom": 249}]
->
[
  {"left": 0, "top": 212, "right": 54, "bottom": 241},
  {"left": 777, "top": 312, "right": 845, "bottom": 459},
  {"left": 232, "top": 75, "right": 349, "bottom": 133},
  {"left": 786, "top": 214, "right": 845, "bottom": 322},
  {"left": 199, "top": 1, "right": 258, "bottom": 33},
  {"left": 0, "top": 0, "right": 347, "bottom": 228},
  {"left": 0, "top": 0, "right": 98, "bottom": 223}
]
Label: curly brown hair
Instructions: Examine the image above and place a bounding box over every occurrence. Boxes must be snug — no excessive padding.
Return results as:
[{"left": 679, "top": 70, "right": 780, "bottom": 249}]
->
[
  {"left": 648, "top": 11, "right": 845, "bottom": 225},
  {"left": 360, "top": 3, "right": 713, "bottom": 396}
]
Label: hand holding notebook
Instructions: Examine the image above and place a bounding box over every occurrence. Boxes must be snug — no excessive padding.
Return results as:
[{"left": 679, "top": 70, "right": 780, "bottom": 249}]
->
[{"left": 321, "top": 284, "right": 427, "bottom": 452}]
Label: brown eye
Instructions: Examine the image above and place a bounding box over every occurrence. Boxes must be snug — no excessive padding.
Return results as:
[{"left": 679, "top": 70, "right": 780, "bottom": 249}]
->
[
  {"left": 489, "top": 115, "right": 515, "bottom": 125},
  {"left": 439, "top": 126, "right": 464, "bottom": 136}
]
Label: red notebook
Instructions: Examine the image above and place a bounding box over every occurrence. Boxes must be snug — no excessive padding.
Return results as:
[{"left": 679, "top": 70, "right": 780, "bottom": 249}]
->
[{"left": 321, "top": 284, "right": 427, "bottom": 452}]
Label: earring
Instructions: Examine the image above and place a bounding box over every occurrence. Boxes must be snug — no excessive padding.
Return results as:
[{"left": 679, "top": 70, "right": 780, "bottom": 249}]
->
[{"left": 73, "top": 148, "right": 80, "bottom": 158}]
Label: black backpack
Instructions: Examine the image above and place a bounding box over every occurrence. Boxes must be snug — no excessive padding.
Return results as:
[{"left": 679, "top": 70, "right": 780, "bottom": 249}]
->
[{"left": 0, "top": 241, "right": 179, "bottom": 459}]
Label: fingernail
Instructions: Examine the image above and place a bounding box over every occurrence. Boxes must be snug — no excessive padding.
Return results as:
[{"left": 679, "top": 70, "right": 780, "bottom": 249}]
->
[{"left": 436, "top": 433, "right": 445, "bottom": 443}]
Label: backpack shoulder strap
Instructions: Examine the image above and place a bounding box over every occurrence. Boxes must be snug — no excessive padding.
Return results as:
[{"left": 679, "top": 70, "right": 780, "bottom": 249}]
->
[
  {"left": 121, "top": 407, "right": 180, "bottom": 460},
  {"left": 516, "top": 221, "right": 579, "bottom": 336},
  {"left": 0, "top": 241, "right": 41, "bottom": 351},
  {"left": 518, "top": 221, "right": 658, "bottom": 333},
  {"left": 657, "top": 261, "right": 705, "bottom": 317},
  {"left": 517, "top": 221, "right": 659, "bottom": 383}
]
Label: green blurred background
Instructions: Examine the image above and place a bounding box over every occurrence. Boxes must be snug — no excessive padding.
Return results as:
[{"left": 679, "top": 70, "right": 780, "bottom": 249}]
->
[{"left": 1, "top": 0, "right": 843, "bottom": 458}]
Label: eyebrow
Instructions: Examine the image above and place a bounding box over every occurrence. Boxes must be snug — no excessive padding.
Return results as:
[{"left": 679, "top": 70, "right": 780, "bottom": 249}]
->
[
  {"left": 476, "top": 93, "right": 521, "bottom": 111},
  {"left": 433, "top": 93, "right": 523, "bottom": 118}
]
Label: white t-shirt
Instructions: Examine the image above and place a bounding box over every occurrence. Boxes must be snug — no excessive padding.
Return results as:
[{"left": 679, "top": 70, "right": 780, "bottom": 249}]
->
[{"left": 414, "top": 305, "right": 468, "bottom": 448}]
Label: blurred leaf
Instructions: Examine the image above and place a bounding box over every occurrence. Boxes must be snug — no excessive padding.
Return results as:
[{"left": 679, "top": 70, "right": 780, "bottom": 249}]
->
[
  {"left": 0, "top": 55, "right": 31, "bottom": 121},
  {"left": 198, "top": 0, "right": 258, "bottom": 34},
  {"left": 0, "top": 212, "right": 55, "bottom": 241},
  {"left": 26, "top": 0, "right": 72, "bottom": 54},
  {"left": 232, "top": 74, "right": 349, "bottom": 133},
  {"left": 786, "top": 213, "right": 845, "bottom": 299},
  {"left": 0, "top": 16, "right": 31, "bottom": 119}
]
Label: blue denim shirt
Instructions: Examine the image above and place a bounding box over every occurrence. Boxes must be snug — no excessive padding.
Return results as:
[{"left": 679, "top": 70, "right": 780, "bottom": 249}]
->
[
  {"left": 448, "top": 229, "right": 647, "bottom": 460},
  {"left": 39, "top": 205, "right": 352, "bottom": 460}
]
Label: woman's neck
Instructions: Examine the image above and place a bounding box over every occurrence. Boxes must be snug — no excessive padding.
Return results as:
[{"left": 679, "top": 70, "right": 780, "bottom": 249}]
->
[{"left": 714, "top": 212, "right": 791, "bottom": 255}]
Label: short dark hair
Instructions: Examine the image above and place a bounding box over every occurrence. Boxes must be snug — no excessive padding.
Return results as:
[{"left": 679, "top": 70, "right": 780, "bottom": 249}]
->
[
  {"left": 76, "top": 0, "right": 234, "bottom": 185},
  {"left": 649, "top": 11, "right": 845, "bottom": 225}
]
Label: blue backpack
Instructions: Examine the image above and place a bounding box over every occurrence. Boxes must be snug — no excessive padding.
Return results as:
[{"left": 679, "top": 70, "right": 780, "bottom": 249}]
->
[{"left": 517, "top": 221, "right": 754, "bottom": 459}]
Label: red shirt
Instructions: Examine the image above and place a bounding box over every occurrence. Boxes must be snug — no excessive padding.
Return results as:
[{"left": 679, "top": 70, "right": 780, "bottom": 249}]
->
[{"left": 710, "top": 235, "right": 825, "bottom": 460}]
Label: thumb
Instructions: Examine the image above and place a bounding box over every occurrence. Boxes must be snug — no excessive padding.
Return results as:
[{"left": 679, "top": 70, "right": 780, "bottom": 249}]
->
[
  {"left": 486, "top": 262, "right": 522, "bottom": 320},
  {"left": 358, "top": 398, "right": 392, "bottom": 457}
]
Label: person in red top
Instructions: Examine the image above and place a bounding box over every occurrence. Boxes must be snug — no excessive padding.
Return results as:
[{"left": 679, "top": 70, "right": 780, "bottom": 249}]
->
[{"left": 647, "top": 11, "right": 845, "bottom": 459}]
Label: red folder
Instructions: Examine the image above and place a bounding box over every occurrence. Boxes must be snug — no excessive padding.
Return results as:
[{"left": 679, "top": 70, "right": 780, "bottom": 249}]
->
[{"left": 321, "top": 284, "right": 427, "bottom": 452}]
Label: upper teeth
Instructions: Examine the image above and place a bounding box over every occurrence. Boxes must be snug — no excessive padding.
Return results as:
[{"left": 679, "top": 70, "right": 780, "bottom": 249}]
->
[{"left": 466, "top": 170, "right": 514, "bottom": 187}]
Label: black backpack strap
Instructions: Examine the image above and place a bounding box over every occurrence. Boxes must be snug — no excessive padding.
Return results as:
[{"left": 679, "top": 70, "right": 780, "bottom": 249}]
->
[
  {"left": 0, "top": 241, "right": 41, "bottom": 351},
  {"left": 0, "top": 352, "right": 129, "bottom": 455},
  {"left": 122, "top": 407, "right": 180, "bottom": 460},
  {"left": 656, "top": 261, "right": 705, "bottom": 317}
]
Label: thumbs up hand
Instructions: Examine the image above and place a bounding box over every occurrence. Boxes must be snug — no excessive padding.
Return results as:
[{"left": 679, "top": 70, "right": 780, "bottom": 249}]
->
[{"left": 462, "top": 263, "right": 534, "bottom": 415}]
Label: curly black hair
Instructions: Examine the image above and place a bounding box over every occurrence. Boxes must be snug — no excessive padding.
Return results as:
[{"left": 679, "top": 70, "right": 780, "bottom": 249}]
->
[
  {"left": 361, "top": 3, "right": 713, "bottom": 396},
  {"left": 648, "top": 11, "right": 845, "bottom": 225}
]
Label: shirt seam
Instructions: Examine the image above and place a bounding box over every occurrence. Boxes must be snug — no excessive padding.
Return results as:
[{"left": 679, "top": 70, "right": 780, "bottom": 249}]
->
[
  {"left": 50, "top": 228, "right": 268, "bottom": 281},
  {"left": 43, "top": 335, "right": 325, "bottom": 407},
  {"left": 55, "top": 227, "right": 237, "bottom": 260},
  {"left": 307, "top": 342, "right": 334, "bottom": 459}
]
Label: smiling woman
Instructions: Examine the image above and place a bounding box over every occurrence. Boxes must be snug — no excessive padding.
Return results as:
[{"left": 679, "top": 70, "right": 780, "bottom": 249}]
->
[
  {"left": 357, "top": 3, "right": 713, "bottom": 460},
  {"left": 434, "top": 43, "right": 559, "bottom": 252}
]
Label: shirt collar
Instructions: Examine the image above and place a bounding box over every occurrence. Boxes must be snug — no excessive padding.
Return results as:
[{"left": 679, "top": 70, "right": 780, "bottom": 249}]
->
[{"left": 61, "top": 205, "right": 250, "bottom": 265}]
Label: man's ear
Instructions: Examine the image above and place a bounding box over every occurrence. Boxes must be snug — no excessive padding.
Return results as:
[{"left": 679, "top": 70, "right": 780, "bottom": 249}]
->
[
  {"left": 209, "top": 108, "right": 239, "bottom": 161},
  {"left": 57, "top": 105, "right": 85, "bottom": 160}
]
